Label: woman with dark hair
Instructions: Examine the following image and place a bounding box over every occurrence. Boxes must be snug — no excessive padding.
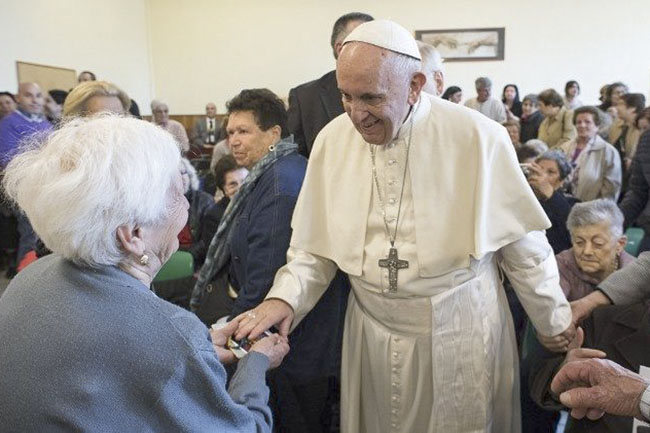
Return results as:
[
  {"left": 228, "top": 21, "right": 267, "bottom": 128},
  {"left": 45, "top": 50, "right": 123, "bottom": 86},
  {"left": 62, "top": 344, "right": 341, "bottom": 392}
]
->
[
  {"left": 44, "top": 89, "right": 68, "bottom": 126},
  {"left": 538, "top": 88, "right": 577, "bottom": 149},
  {"left": 502, "top": 83, "right": 522, "bottom": 119},
  {"left": 610, "top": 93, "right": 646, "bottom": 169},
  {"left": 520, "top": 94, "right": 544, "bottom": 142},
  {"left": 441, "top": 85, "right": 462, "bottom": 103},
  {"left": 563, "top": 80, "right": 582, "bottom": 110},
  {"left": 192, "top": 88, "right": 348, "bottom": 433},
  {"left": 637, "top": 107, "right": 650, "bottom": 133},
  {"left": 599, "top": 81, "right": 628, "bottom": 112}
]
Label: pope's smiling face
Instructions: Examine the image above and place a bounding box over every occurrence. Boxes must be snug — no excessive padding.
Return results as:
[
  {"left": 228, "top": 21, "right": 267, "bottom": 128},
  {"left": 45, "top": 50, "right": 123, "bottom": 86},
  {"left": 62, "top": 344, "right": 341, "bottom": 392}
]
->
[{"left": 337, "top": 42, "right": 421, "bottom": 145}]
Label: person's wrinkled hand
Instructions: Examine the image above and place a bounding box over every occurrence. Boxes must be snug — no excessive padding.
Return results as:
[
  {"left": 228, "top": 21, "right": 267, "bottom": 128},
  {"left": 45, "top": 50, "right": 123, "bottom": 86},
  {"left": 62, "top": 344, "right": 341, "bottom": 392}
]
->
[
  {"left": 209, "top": 320, "right": 238, "bottom": 365},
  {"left": 538, "top": 322, "right": 577, "bottom": 352},
  {"left": 571, "top": 291, "right": 611, "bottom": 325},
  {"left": 234, "top": 298, "right": 295, "bottom": 341},
  {"left": 249, "top": 333, "right": 290, "bottom": 370},
  {"left": 551, "top": 358, "right": 649, "bottom": 420},
  {"left": 561, "top": 327, "right": 606, "bottom": 367}
]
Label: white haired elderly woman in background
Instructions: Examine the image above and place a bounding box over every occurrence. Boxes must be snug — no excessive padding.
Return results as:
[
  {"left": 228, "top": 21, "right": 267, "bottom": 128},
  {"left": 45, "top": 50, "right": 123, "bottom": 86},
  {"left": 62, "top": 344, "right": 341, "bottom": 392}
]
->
[
  {"left": 556, "top": 199, "right": 635, "bottom": 302},
  {"left": 0, "top": 115, "right": 287, "bottom": 432}
]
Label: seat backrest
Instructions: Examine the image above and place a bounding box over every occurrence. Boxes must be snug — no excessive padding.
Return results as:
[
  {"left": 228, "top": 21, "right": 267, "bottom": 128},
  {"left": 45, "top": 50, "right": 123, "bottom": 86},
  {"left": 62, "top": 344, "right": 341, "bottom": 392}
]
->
[
  {"left": 153, "top": 251, "right": 194, "bottom": 282},
  {"left": 624, "top": 227, "right": 645, "bottom": 257}
]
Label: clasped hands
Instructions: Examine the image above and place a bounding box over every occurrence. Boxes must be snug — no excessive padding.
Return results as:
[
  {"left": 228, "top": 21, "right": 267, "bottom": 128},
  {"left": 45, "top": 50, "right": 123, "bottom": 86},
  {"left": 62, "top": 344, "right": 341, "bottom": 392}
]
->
[{"left": 209, "top": 299, "right": 295, "bottom": 367}]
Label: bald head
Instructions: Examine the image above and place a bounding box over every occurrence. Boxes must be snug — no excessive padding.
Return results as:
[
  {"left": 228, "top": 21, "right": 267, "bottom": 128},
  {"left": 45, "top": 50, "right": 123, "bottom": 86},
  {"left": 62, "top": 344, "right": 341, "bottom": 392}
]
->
[
  {"left": 17, "top": 83, "right": 44, "bottom": 115},
  {"left": 206, "top": 102, "right": 217, "bottom": 118},
  {"left": 336, "top": 42, "right": 425, "bottom": 145}
]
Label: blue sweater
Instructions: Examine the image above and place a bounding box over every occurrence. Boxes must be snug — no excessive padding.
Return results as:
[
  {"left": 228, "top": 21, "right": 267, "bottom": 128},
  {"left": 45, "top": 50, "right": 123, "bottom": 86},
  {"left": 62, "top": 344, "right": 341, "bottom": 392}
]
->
[
  {"left": 0, "top": 110, "right": 51, "bottom": 167},
  {"left": 0, "top": 254, "right": 272, "bottom": 432}
]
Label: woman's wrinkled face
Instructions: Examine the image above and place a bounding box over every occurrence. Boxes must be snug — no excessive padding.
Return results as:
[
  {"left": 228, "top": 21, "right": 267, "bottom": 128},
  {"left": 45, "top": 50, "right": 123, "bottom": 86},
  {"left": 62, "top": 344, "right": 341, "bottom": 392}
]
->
[
  {"left": 575, "top": 112, "right": 598, "bottom": 141},
  {"left": 147, "top": 171, "right": 189, "bottom": 264},
  {"left": 223, "top": 167, "right": 248, "bottom": 199},
  {"left": 537, "top": 159, "right": 562, "bottom": 190},
  {"left": 227, "top": 110, "right": 279, "bottom": 169},
  {"left": 571, "top": 221, "right": 621, "bottom": 279}
]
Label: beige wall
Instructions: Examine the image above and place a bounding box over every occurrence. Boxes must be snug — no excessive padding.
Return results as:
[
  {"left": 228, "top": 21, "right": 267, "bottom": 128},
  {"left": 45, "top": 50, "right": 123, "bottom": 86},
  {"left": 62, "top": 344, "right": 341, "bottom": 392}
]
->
[
  {"left": 3, "top": 0, "right": 649, "bottom": 115},
  {"left": 147, "top": 0, "right": 650, "bottom": 113},
  {"left": 0, "top": 0, "right": 153, "bottom": 114}
]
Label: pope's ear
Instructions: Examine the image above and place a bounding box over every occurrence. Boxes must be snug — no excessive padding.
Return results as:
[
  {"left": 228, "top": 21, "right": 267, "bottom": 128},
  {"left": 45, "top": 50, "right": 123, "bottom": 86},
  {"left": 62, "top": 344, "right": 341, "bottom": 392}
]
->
[{"left": 408, "top": 72, "right": 426, "bottom": 105}]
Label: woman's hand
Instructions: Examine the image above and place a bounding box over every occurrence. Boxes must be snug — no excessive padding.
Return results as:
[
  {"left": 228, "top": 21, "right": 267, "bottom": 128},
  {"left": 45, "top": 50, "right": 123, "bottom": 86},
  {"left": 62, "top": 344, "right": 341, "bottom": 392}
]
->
[
  {"left": 561, "top": 327, "right": 606, "bottom": 368},
  {"left": 250, "top": 334, "right": 290, "bottom": 370},
  {"left": 526, "top": 162, "right": 555, "bottom": 200},
  {"left": 209, "top": 320, "right": 239, "bottom": 365},
  {"left": 571, "top": 291, "right": 612, "bottom": 325}
]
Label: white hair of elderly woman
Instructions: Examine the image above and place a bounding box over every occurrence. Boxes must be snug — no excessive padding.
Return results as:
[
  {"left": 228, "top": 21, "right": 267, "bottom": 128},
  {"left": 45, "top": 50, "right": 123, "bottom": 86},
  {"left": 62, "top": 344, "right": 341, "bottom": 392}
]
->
[
  {"left": 2, "top": 114, "right": 181, "bottom": 268},
  {"left": 566, "top": 199, "right": 625, "bottom": 239},
  {"left": 180, "top": 157, "right": 200, "bottom": 192}
]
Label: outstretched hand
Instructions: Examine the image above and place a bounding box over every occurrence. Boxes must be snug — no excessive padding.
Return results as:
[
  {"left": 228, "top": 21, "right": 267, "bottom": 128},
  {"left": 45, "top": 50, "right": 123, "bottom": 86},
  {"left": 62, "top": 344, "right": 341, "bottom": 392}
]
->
[
  {"left": 234, "top": 298, "right": 295, "bottom": 341},
  {"left": 551, "top": 358, "right": 649, "bottom": 420},
  {"left": 561, "top": 327, "right": 606, "bottom": 367}
]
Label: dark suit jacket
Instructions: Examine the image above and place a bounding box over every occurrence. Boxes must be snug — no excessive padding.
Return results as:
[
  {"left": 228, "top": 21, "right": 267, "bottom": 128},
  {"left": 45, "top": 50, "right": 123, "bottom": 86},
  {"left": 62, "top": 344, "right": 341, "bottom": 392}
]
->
[
  {"left": 191, "top": 117, "right": 221, "bottom": 148},
  {"left": 287, "top": 70, "right": 344, "bottom": 157},
  {"left": 529, "top": 303, "right": 650, "bottom": 433}
]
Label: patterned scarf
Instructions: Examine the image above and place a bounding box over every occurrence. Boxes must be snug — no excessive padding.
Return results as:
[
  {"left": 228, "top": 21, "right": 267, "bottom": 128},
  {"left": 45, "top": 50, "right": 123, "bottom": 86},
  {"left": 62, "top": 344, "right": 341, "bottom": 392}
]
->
[{"left": 190, "top": 136, "right": 298, "bottom": 311}]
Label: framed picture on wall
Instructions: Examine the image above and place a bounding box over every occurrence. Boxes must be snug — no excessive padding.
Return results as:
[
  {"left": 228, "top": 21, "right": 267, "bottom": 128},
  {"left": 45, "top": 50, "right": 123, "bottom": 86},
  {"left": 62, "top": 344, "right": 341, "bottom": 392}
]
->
[{"left": 415, "top": 28, "right": 505, "bottom": 62}]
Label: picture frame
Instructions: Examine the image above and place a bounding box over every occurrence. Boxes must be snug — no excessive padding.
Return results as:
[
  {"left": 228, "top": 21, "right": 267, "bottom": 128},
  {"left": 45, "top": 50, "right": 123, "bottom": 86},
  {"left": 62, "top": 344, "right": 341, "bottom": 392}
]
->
[{"left": 415, "top": 28, "right": 505, "bottom": 62}]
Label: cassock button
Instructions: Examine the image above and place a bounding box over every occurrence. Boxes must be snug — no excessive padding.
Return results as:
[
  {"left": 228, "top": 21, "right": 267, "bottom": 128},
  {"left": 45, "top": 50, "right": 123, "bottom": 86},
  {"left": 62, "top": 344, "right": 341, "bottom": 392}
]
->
[
  {"left": 388, "top": 179, "right": 396, "bottom": 186},
  {"left": 388, "top": 159, "right": 396, "bottom": 165},
  {"left": 388, "top": 198, "right": 396, "bottom": 204}
]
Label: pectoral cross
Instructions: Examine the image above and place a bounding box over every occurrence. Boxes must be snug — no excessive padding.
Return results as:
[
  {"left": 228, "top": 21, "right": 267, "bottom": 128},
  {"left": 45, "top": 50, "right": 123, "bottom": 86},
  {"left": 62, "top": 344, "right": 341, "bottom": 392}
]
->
[{"left": 378, "top": 247, "right": 409, "bottom": 292}]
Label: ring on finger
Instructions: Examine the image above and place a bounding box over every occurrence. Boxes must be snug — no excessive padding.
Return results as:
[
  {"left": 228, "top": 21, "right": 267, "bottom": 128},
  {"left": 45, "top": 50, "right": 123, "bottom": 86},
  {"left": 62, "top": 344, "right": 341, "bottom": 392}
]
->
[{"left": 246, "top": 312, "right": 257, "bottom": 319}]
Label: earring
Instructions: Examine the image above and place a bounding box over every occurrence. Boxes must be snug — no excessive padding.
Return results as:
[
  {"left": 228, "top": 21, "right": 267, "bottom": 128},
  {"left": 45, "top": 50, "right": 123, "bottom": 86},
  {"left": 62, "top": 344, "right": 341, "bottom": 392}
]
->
[
  {"left": 268, "top": 144, "right": 276, "bottom": 152},
  {"left": 139, "top": 254, "right": 149, "bottom": 266}
]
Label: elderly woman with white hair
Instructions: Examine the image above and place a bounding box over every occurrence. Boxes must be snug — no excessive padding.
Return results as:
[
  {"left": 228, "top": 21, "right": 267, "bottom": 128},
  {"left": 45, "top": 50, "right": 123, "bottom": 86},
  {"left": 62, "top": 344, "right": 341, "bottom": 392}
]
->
[
  {"left": 0, "top": 115, "right": 288, "bottom": 432},
  {"left": 556, "top": 199, "right": 635, "bottom": 302}
]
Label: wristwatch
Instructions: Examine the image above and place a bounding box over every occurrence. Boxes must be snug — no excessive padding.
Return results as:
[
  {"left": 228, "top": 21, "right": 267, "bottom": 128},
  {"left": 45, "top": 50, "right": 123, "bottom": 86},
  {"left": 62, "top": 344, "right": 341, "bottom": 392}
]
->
[{"left": 640, "top": 384, "right": 650, "bottom": 421}]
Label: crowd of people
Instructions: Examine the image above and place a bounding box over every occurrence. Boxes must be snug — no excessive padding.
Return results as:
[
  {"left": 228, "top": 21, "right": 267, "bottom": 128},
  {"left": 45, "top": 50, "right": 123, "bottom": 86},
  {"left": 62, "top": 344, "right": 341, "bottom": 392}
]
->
[{"left": 1, "top": 12, "right": 650, "bottom": 433}]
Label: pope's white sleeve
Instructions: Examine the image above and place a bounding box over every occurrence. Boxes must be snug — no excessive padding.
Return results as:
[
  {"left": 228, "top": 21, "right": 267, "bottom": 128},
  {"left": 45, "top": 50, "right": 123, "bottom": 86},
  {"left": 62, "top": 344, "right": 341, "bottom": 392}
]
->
[
  {"left": 497, "top": 230, "right": 572, "bottom": 337},
  {"left": 266, "top": 246, "right": 339, "bottom": 327}
]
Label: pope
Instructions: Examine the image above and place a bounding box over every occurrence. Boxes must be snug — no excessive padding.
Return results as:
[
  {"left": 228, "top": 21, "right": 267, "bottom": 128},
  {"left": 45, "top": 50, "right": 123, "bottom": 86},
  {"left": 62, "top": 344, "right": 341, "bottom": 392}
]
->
[{"left": 236, "top": 19, "right": 575, "bottom": 433}]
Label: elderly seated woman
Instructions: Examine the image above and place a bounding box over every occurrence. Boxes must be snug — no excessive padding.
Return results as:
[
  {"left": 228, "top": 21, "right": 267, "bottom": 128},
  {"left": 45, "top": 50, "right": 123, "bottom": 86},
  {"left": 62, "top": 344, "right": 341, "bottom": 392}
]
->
[
  {"left": 0, "top": 115, "right": 288, "bottom": 432},
  {"left": 556, "top": 199, "right": 635, "bottom": 302},
  {"left": 562, "top": 106, "right": 622, "bottom": 202},
  {"left": 524, "top": 150, "right": 578, "bottom": 254}
]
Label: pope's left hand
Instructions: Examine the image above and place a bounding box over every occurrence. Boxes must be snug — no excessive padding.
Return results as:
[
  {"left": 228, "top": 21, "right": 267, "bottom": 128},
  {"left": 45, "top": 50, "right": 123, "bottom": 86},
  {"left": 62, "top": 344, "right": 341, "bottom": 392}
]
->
[{"left": 538, "top": 322, "right": 577, "bottom": 353}]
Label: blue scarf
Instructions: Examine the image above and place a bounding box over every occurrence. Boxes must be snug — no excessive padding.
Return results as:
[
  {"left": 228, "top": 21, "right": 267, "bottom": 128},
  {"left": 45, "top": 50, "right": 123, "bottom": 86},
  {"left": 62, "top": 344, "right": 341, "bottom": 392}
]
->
[{"left": 190, "top": 137, "right": 298, "bottom": 311}]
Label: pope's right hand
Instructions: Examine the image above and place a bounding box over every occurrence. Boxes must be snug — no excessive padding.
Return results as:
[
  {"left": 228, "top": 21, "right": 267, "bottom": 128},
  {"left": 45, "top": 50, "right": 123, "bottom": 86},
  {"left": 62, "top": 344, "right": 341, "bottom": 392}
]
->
[{"left": 234, "top": 298, "right": 295, "bottom": 341}]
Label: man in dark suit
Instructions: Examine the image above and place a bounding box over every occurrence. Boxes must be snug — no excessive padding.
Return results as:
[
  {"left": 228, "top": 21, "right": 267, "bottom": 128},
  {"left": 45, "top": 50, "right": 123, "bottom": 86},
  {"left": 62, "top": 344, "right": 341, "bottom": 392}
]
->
[
  {"left": 287, "top": 12, "right": 373, "bottom": 157},
  {"left": 191, "top": 102, "right": 220, "bottom": 152},
  {"left": 528, "top": 301, "right": 650, "bottom": 432}
]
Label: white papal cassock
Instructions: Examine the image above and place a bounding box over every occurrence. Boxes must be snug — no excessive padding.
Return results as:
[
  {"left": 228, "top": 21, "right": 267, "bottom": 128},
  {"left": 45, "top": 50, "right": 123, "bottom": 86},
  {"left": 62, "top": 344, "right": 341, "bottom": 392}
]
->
[{"left": 268, "top": 93, "right": 571, "bottom": 433}]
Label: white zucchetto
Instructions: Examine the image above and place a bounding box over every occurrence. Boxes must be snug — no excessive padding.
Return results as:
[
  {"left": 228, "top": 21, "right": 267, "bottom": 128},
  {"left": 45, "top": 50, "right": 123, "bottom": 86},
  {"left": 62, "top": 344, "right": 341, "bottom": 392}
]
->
[{"left": 343, "top": 19, "right": 421, "bottom": 60}]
